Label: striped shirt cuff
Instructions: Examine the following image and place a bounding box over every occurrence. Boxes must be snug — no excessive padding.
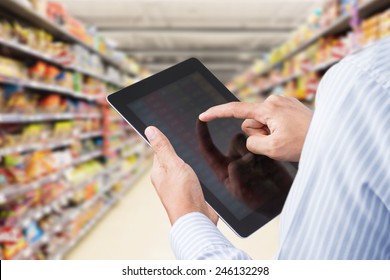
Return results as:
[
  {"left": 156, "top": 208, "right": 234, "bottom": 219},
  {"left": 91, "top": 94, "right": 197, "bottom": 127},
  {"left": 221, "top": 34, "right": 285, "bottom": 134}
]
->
[{"left": 170, "top": 212, "right": 251, "bottom": 260}]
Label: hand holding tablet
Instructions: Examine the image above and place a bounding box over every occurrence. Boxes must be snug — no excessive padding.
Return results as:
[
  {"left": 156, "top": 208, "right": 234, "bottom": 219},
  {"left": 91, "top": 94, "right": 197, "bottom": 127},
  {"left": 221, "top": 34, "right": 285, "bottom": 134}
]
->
[
  {"left": 145, "top": 126, "right": 219, "bottom": 226},
  {"left": 107, "top": 58, "right": 298, "bottom": 237}
]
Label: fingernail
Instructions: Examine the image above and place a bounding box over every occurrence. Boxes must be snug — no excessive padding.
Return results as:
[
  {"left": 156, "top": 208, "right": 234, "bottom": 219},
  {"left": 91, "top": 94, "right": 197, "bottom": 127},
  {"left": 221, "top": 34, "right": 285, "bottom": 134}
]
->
[
  {"left": 145, "top": 127, "right": 156, "bottom": 141},
  {"left": 199, "top": 112, "right": 206, "bottom": 119}
]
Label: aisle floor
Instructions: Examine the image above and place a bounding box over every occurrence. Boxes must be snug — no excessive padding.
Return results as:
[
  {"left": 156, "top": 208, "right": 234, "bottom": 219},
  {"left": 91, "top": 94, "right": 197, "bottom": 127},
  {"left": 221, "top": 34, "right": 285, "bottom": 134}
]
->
[{"left": 66, "top": 167, "right": 280, "bottom": 260}]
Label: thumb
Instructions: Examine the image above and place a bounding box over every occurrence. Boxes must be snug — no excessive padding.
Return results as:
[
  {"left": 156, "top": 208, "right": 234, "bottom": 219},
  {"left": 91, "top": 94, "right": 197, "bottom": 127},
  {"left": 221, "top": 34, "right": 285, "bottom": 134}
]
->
[{"left": 145, "top": 126, "right": 178, "bottom": 164}]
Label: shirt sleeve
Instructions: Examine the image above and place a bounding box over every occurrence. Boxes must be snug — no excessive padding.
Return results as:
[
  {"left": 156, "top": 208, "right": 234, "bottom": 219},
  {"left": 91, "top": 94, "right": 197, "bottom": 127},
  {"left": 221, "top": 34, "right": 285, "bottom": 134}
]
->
[{"left": 170, "top": 212, "right": 252, "bottom": 260}]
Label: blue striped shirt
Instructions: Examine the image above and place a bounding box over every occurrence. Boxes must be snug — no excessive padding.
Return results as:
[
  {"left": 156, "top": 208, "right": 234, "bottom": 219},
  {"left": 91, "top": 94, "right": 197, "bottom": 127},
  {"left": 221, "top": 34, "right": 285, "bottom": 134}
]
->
[{"left": 170, "top": 36, "right": 390, "bottom": 260}]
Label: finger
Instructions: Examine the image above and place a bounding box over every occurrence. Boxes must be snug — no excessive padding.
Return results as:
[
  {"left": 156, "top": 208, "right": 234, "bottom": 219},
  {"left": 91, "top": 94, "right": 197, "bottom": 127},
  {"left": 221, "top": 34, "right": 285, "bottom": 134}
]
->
[
  {"left": 246, "top": 134, "right": 276, "bottom": 158},
  {"left": 199, "top": 102, "right": 262, "bottom": 122},
  {"left": 145, "top": 126, "right": 179, "bottom": 165},
  {"left": 242, "top": 119, "right": 265, "bottom": 130},
  {"left": 242, "top": 119, "right": 269, "bottom": 136},
  {"left": 196, "top": 120, "right": 228, "bottom": 181},
  {"left": 244, "top": 127, "right": 269, "bottom": 137}
]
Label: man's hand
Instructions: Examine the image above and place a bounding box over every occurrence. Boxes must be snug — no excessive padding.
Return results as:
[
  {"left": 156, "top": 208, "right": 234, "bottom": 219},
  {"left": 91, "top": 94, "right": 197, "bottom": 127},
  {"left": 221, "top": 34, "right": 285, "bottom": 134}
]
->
[
  {"left": 145, "top": 126, "right": 218, "bottom": 225},
  {"left": 199, "top": 95, "right": 313, "bottom": 162},
  {"left": 196, "top": 121, "right": 293, "bottom": 214}
]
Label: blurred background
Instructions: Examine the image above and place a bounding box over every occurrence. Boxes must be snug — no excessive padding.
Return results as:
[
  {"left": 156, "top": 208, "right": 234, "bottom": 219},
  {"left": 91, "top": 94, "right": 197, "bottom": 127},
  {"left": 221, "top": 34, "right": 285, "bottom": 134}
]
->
[
  {"left": 61, "top": 0, "right": 318, "bottom": 83},
  {"left": 0, "top": 0, "right": 389, "bottom": 260}
]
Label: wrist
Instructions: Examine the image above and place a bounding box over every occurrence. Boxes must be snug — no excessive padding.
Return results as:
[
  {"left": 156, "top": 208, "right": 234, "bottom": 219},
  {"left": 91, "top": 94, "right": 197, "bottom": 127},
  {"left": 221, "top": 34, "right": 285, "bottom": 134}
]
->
[{"left": 168, "top": 203, "right": 211, "bottom": 225}]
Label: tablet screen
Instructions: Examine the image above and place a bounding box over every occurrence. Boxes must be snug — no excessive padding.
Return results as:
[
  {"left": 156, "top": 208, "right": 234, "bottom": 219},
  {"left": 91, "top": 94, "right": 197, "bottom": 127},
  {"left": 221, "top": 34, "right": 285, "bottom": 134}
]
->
[{"left": 128, "top": 72, "right": 294, "bottom": 221}]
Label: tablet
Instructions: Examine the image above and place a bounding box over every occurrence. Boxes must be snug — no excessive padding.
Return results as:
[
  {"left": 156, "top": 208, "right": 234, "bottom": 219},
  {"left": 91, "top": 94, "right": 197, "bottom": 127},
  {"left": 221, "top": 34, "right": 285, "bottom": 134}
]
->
[{"left": 107, "top": 58, "right": 296, "bottom": 237}]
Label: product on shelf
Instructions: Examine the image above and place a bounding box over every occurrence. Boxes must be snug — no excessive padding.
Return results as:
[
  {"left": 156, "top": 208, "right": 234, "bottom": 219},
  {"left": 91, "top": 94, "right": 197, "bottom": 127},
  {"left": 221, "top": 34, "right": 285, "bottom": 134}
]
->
[
  {"left": 0, "top": 84, "right": 103, "bottom": 115},
  {"left": 0, "top": 170, "right": 106, "bottom": 259},
  {"left": 0, "top": 17, "right": 128, "bottom": 86},
  {"left": 0, "top": 0, "right": 150, "bottom": 260},
  {"left": 65, "top": 160, "right": 103, "bottom": 185},
  {"left": 230, "top": 2, "right": 389, "bottom": 103},
  {"left": 0, "top": 56, "right": 27, "bottom": 80},
  {"left": 0, "top": 226, "right": 27, "bottom": 260},
  {"left": 361, "top": 8, "right": 390, "bottom": 45}
]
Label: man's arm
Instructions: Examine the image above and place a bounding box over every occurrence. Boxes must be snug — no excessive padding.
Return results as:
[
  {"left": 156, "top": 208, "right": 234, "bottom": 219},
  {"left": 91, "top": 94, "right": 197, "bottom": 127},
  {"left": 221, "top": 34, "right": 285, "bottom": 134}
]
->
[
  {"left": 170, "top": 212, "right": 251, "bottom": 260},
  {"left": 145, "top": 126, "right": 250, "bottom": 259}
]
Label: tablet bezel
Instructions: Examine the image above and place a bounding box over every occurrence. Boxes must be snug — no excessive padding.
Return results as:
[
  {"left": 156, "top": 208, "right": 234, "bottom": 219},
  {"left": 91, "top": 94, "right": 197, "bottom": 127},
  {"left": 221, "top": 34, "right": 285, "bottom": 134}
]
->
[{"left": 107, "top": 58, "right": 280, "bottom": 237}]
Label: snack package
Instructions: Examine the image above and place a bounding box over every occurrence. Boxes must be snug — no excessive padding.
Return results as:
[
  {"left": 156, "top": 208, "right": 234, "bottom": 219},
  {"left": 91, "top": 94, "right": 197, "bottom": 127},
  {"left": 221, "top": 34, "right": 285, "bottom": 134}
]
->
[
  {"left": 0, "top": 20, "right": 12, "bottom": 39},
  {"left": 23, "top": 221, "right": 44, "bottom": 244},
  {"left": 0, "top": 56, "right": 26, "bottom": 79},
  {"left": 38, "top": 94, "right": 62, "bottom": 113},
  {"left": 29, "top": 61, "right": 47, "bottom": 81},
  {"left": 3, "top": 154, "right": 26, "bottom": 184},
  {"left": 21, "top": 124, "right": 46, "bottom": 143},
  {"left": 1, "top": 227, "right": 27, "bottom": 259},
  {"left": 44, "top": 65, "right": 61, "bottom": 84},
  {"left": 52, "top": 121, "right": 73, "bottom": 139}
]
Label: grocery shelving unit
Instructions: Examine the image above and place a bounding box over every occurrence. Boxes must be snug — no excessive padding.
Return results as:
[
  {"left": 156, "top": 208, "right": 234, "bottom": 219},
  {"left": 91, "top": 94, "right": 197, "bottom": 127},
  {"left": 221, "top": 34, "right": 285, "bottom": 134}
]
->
[
  {"left": 0, "top": 0, "right": 134, "bottom": 76},
  {"left": 0, "top": 37, "right": 125, "bottom": 88},
  {"left": 231, "top": 0, "right": 390, "bottom": 102},
  {"left": 258, "top": 58, "right": 340, "bottom": 95},
  {"left": 0, "top": 0, "right": 152, "bottom": 260},
  {"left": 257, "top": 0, "right": 390, "bottom": 76}
]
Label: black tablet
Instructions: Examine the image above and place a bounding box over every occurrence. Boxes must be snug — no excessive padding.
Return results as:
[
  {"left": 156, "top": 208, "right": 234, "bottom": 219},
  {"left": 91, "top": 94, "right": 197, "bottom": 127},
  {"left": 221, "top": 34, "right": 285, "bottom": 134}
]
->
[{"left": 107, "top": 58, "right": 296, "bottom": 237}]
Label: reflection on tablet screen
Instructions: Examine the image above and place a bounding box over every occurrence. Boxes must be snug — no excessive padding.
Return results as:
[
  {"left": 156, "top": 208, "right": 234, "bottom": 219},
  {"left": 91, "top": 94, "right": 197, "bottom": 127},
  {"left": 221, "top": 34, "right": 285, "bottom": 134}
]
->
[{"left": 128, "top": 72, "right": 293, "bottom": 221}]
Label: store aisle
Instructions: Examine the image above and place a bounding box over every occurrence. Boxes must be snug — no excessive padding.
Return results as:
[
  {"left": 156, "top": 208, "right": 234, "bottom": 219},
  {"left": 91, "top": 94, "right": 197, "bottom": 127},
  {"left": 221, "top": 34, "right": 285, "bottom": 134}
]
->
[
  {"left": 66, "top": 167, "right": 280, "bottom": 260},
  {"left": 66, "top": 167, "right": 175, "bottom": 260}
]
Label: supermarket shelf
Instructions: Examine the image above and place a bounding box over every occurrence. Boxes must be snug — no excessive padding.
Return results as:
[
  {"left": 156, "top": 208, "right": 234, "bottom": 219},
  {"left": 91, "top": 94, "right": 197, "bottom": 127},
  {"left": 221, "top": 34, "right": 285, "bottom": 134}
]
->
[
  {"left": 68, "top": 65, "right": 124, "bottom": 88},
  {"left": 0, "top": 0, "right": 132, "bottom": 76},
  {"left": 0, "top": 75, "right": 100, "bottom": 102},
  {"left": 9, "top": 156, "right": 152, "bottom": 260},
  {"left": 112, "top": 158, "right": 151, "bottom": 199},
  {"left": 257, "top": 0, "right": 390, "bottom": 77},
  {"left": 79, "top": 130, "right": 104, "bottom": 140},
  {"left": 108, "top": 138, "right": 139, "bottom": 153},
  {"left": 104, "top": 149, "right": 150, "bottom": 190},
  {"left": 122, "top": 142, "right": 146, "bottom": 158},
  {"left": 13, "top": 194, "right": 104, "bottom": 260},
  {"left": 52, "top": 159, "right": 152, "bottom": 260},
  {"left": 0, "top": 131, "right": 102, "bottom": 157},
  {"left": 0, "top": 139, "right": 71, "bottom": 157},
  {"left": 0, "top": 37, "right": 125, "bottom": 88},
  {"left": 0, "top": 113, "right": 102, "bottom": 123},
  {"left": 108, "top": 130, "right": 126, "bottom": 137},
  {"left": 73, "top": 150, "right": 103, "bottom": 165},
  {"left": 0, "top": 37, "right": 60, "bottom": 65},
  {"left": 311, "top": 58, "right": 340, "bottom": 72},
  {"left": 12, "top": 231, "right": 50, "bottom": 260},
  {"left": 0, "top": 150, "right": 103, "bottom": 204},
  {"left": 259, "top": 58, "right": 340, "bottom": 93},
  {"left": 16, "top": 169, "right": 107, "bottom": 229},
  {"left": 0, "top": 168, "right": 69, "bottom": 205},
  {"left": 261, "top": 73, "right": 302, "bottom": 93},
  {"left": 103, "top": 164, "right": 137, "bottom": 193},
  {"left": 108, "top": 115, "right": 123, "bottom": 122},
  {"left": 51, "top": 202, "right": 113, "bottom": 260}
]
